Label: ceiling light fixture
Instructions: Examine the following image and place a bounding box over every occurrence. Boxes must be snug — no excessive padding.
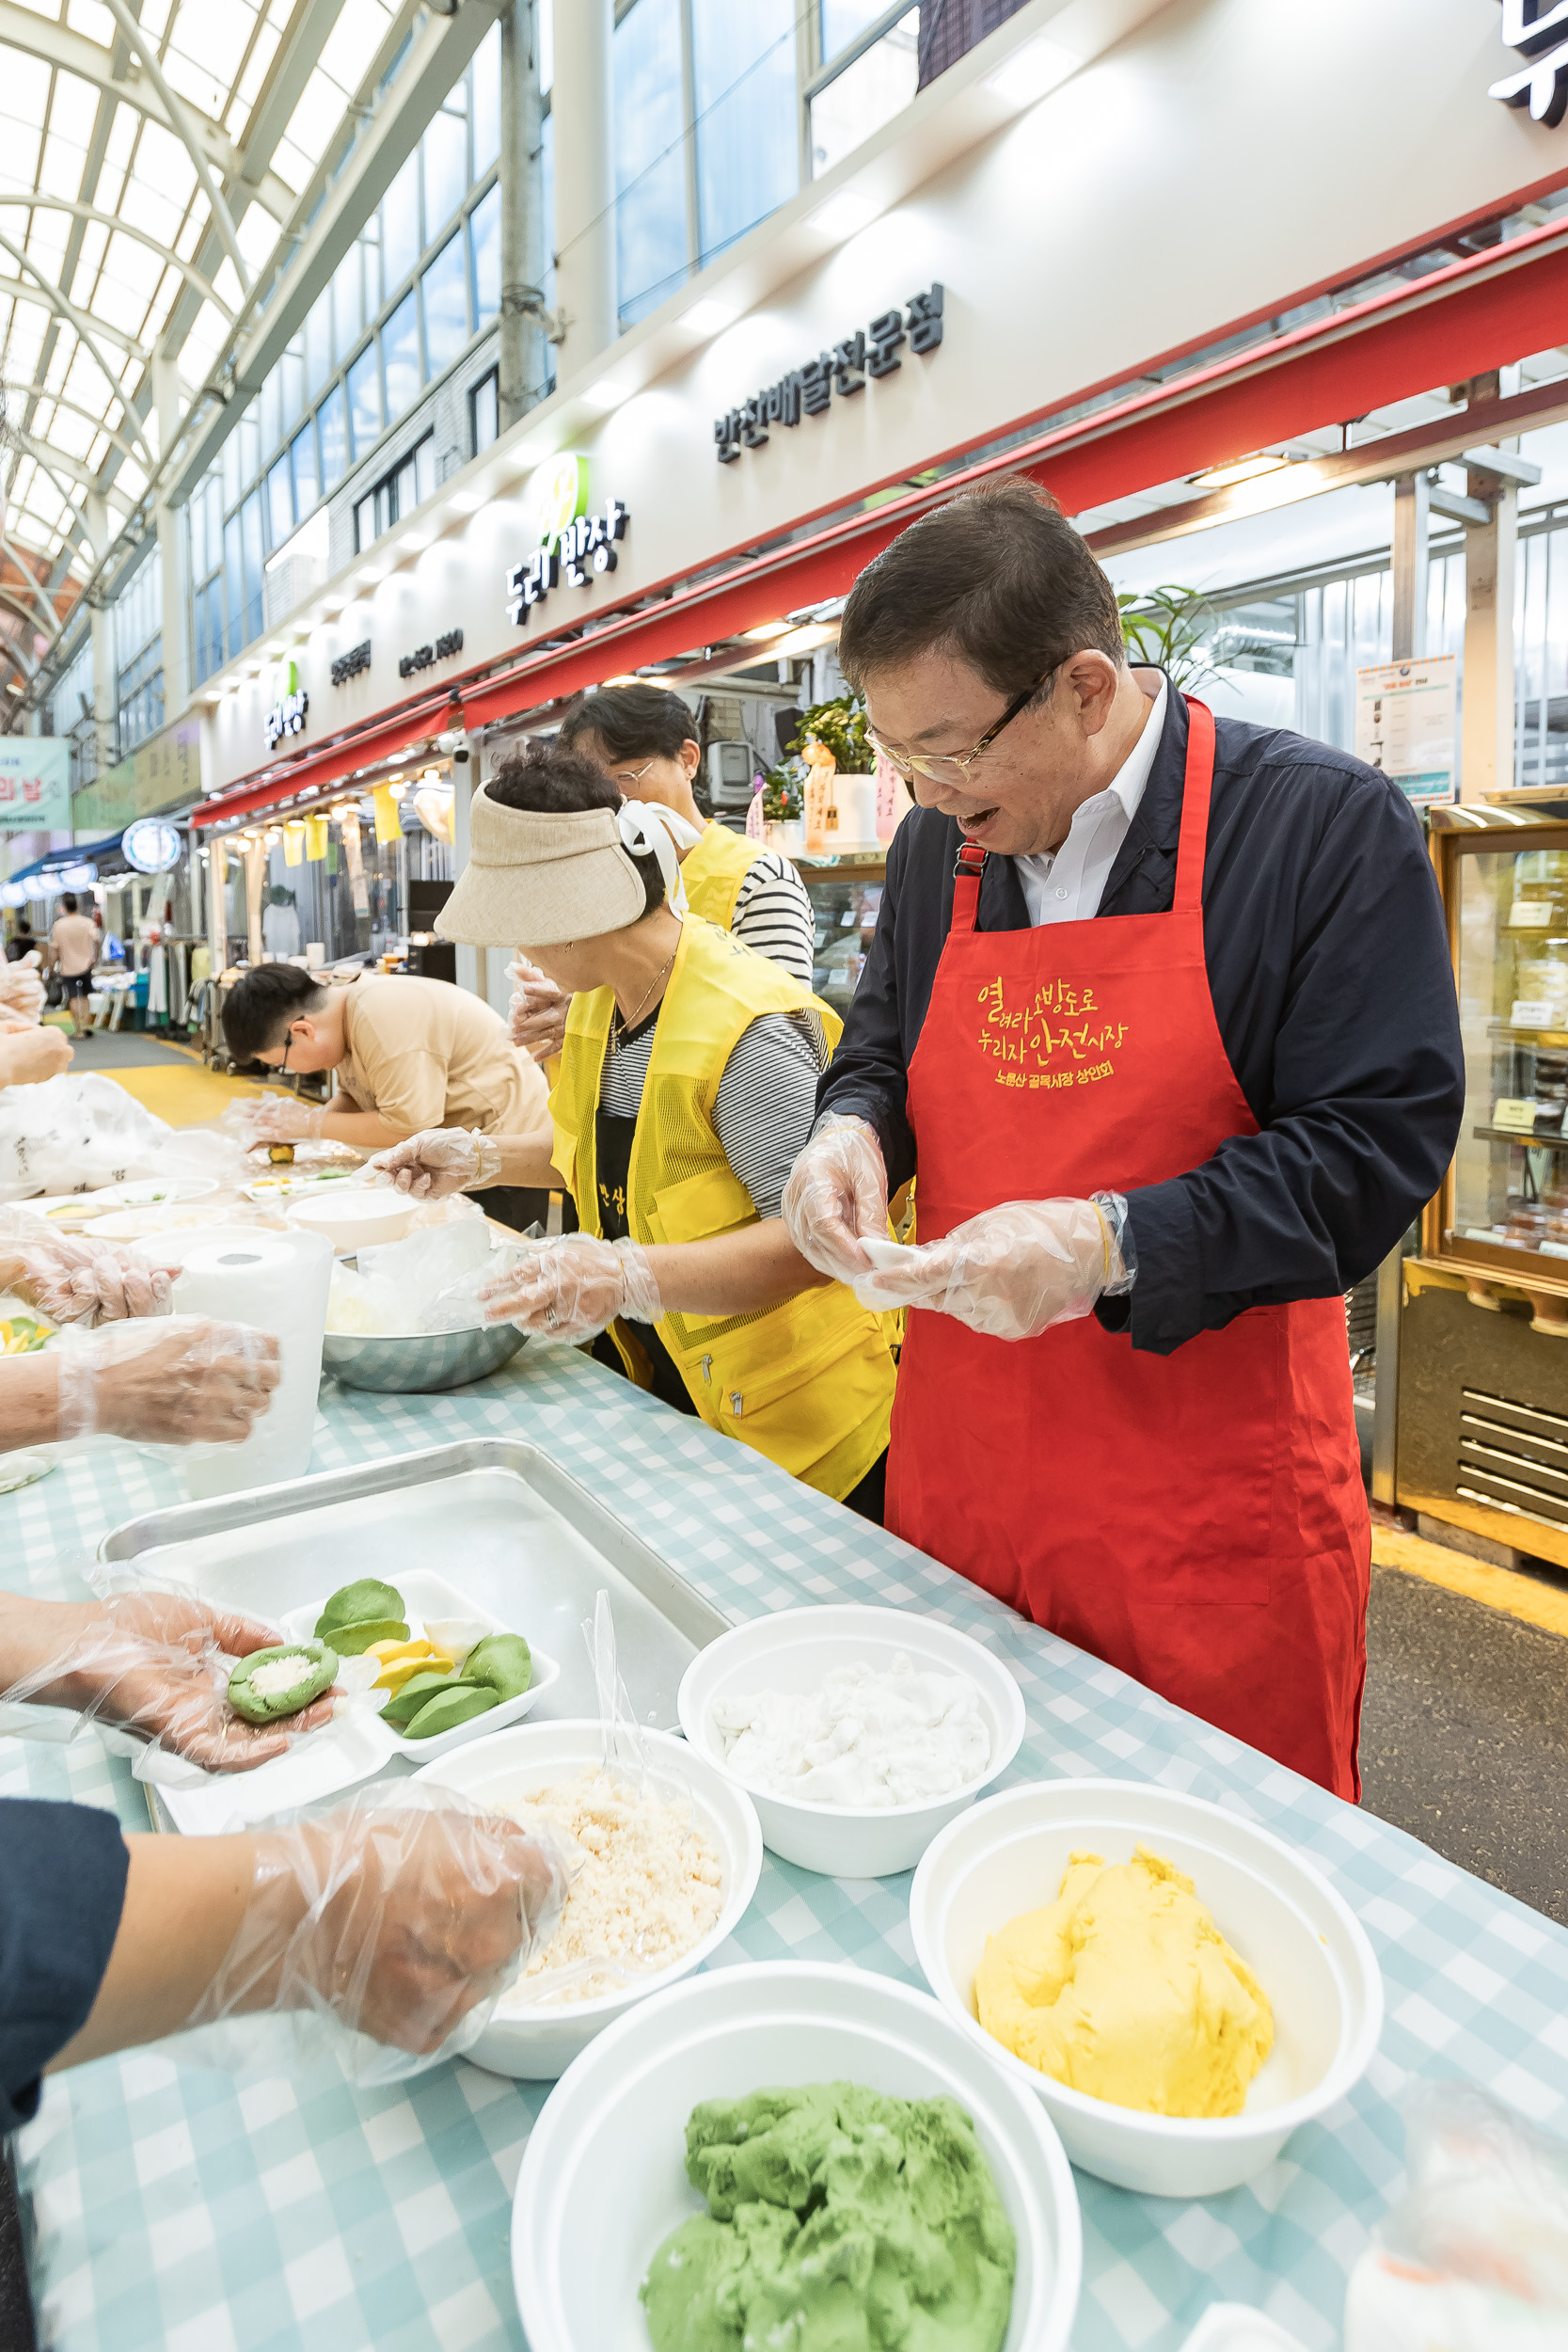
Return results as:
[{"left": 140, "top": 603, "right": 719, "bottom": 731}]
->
[
  {"left": 681, "top": 297, "right": 738, "bottom": 337},
  {"left": 982, "top": 33, "right": 1081, "bottom": 104},
  {"left": 804, "top": 189, "right": 882, "bottom": 241},
  {"left": 1190, "top": 453, "right": 1291, "bottom": 491},
  {"left": 357, "top": 564, "right": 384, "bottom": 587},
  {"left": 740, "top": 620, "right": 793, "bottom": 643},
  {"left": 446, "top": 488, "right": 485, "bottom": 515},
  {"left": 769, "top": 621, "right": 842, "bottom": 659},
  {"left": 399, "top": 532, "right": 431, "bottom": 555},
  {"left": 582, "top": 377, "right": 630, "bottom": 413}
]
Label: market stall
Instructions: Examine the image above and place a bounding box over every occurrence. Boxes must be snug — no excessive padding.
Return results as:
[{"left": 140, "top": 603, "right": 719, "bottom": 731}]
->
[{"left": 7, "top": 1336, "right": 1564, "bottom": 2352}]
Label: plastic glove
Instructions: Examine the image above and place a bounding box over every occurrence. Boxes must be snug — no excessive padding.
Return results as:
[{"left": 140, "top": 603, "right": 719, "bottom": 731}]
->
[
  {"left": 507, "top": 957, "right": 571, "bottom": 1064},
  {"left": 0, "top": 1025, "right": 73, "bottom": 1087},
  {"left": 477, "top": 1232, "right": 661, "bottom": 1342},
  {"left": 781, "top": 1113, "right": 890, "bottom": 1283},
  {"left": 54, "top": 1316, "right": 282, "bottom": 1442},
  {"left": 367, "top": 1126, "right": 503, "bottom": 1199},
  {"left": 0, "top": 1588, "right": 339, "bottom": 1773},
  {"left": 244, "top": 1091, "right": 326, "bottom": 1142},
  {"left": 0, "top": 959, "right": 44, "bottom": 1022},
  {"left": 0, "top": 1208, "right": 178, "bottom": 1323},
  {"left": 851, "top": 1197, "right": 1120, "bottom": 1341},
  {"left": 183, "top": 1781, "right": 570, "bottom": 2060}
]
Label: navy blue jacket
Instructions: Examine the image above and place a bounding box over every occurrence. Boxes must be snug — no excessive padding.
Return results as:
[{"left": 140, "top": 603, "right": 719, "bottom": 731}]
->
[
  {"left": 2, "top": 1801, "right": 128, "bottom": 2133},
  {"left": 816, "top": 684, "right": 1465, "bottom": 1356}
]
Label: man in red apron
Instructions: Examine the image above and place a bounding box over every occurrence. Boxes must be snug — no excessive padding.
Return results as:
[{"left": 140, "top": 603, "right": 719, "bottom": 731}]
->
[{"left": 784, "top": 478, "right": 1464, "bottom": 1802}]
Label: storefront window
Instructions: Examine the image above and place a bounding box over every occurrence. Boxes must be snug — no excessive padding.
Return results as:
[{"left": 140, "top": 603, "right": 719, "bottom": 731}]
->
[
  {"left": 615, "top": 0, "right": 689, "bottom": 326},
  {"left": 821, "top": 0, "right": 895, "bottom": 58},
  {"left": 471, "top": 182, "right": 501, "bottom": 328},
  {"left": 811, "top": 8, "right": 918, "bottom": 180},
  {"left": 347, "top": 343, "right": 383, "bottom": 460},
  {"left": 1447, "top": 848, "right": 1568, "bottom": 1262},
  {"left": 383, "top": 151, "right": 420, "bottom": 295},
  {"left": 266, "top": 455, "right": 293, "bottom": 549},
  {"left": 383, "top": 292, "right": 421, "bottom": 424},
  {"left": 423, "top": 100, "right": 469, "bottom": 238},
  {"left": 291, "top": 422, "right": 320, "bottom": 521},
  {"left": 423, "top": 232, "right": 469, "bottom": 375},
  {"left": 692, "top": 0, "right": 797, "bottom": 266},
  {"left": 258, "top": 808, "right": 454, "bottom": 965},
  {"left": 318, "top": 386, "right": 348, "bottom": 495},
  {"left": 333, "top": 244, "right": 365, "bottom": 363}
]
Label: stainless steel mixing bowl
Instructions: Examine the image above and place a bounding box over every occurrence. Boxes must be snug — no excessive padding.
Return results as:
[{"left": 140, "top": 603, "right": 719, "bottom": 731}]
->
[{"left": 321, "top": 1322, "right": 529, "bottom": 1393}]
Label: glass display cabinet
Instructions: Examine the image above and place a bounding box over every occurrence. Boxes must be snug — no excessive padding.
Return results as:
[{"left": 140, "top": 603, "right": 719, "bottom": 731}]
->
[
  {"left": 1397, "top": 801, "right": 1568, "bottom": 1565},
  {"left": 797, "top": 849, "right": 886, "bottom": 1018}
]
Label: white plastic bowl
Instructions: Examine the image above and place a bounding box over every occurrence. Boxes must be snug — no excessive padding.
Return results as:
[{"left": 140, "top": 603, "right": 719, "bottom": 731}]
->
[
  {"left": 910, "top": 1779, "right": 1384, "bottom": 2198},
  {"left": 513, "top": 1962, "right": 1082, "bottom": 2352},
  {"left": 412, "top": 1719, "right": 763, "bottom": 2080},
  {"left": 284, "top": 1188, "right": 416, "bottom": 1253},
  {"left": 677, "top": 1603, "right": 1025, "bottom": 1877}
]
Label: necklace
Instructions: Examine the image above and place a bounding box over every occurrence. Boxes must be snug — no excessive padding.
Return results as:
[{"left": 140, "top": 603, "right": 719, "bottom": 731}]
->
[{"left": 610, "top": 945, "right": 677, "bottom": 1052}]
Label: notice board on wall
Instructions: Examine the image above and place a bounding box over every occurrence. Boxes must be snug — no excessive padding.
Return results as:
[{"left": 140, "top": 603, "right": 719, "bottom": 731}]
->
[{"left": 1354, "top": 657, "right": 1458, "bottom": 807}]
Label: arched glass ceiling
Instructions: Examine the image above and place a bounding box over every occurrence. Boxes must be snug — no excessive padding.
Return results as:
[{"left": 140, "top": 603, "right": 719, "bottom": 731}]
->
[{"left": 0, "top": 0, "right": 402, "bottom": 585}]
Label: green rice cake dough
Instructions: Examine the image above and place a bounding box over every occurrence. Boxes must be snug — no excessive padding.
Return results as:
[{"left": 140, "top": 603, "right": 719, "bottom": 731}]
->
[
  {"left": 463, "top": 1633, "right": 532, "bottom": 1700},
  {"left": 315, "top": 1579, "right": 404, "bottom": 1634},
  {"left": 403, "top": 1685, "right": 500, "bottom": 1740},
  {"left": 228, "top": 1641, "right": 339, "bottom": 1726},
  {"left": 317, "top": 1615, "right": 410, "bottom": 1654},
  {"left": 381, "top": 1670, "right": 478, "bottom": 1727}
]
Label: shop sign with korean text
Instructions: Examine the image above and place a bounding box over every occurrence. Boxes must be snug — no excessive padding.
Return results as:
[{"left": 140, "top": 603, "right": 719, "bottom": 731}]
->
[
  {"left": 714, "top": 286, "right": 944, "bottom": 464},
  {"left": 1354, "top": 657, "right": 1457, "bottom": 808},
  {"left": 505, "top": 453, "right": 629, "bottom": 626},
  {"left": 0, "top": 739, "right": 70, "bottom": 831}
]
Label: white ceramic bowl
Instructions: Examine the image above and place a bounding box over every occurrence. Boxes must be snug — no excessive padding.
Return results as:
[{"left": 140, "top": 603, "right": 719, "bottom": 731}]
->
[
  {"left": 413, "top": 1719, "right": 763, "bottom": 2080},
  {"left": 677, "top": 1603, "right": 1025, "bottom": 1877},
  {"left": 910, "top": 1778, "right": 1385, "bottom": 2198},
  {"left": 514, "top": 1961, "right": 1081, "bottom": 2352},
  {"left": 284, "top": 1188, "right": 416, "bottom": 1253}
]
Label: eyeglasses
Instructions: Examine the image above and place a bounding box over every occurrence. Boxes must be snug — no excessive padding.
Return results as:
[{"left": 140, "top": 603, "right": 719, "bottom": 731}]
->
[
  {"left": 610, "top": 757, "right": 657, "bottom": 791},
  {"left": 866, "top": 664, "right": 1056, "bottom": 786}
]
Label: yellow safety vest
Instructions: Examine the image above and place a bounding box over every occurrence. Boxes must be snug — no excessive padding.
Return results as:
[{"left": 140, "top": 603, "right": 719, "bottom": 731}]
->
[
  {"left": 548, "top": 918, "right": 895, "bottom": 1502},
  {"left": 681, "top": 820, "right": 773, "bottom": 930}
]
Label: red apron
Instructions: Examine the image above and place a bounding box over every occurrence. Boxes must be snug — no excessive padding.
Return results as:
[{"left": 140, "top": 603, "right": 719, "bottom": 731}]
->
[{"left": 888, "top": 699, "right": 1370, "bottom": 1799}]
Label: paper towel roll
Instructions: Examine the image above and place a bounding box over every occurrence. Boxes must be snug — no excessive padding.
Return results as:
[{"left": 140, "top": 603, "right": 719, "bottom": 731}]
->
[{"left": 166, "top": 1226, "right": 332, "bottom": 1498}]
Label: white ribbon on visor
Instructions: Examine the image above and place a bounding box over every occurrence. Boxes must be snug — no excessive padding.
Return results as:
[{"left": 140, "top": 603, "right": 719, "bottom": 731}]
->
[{"left": 616, "top": 799, "right": 704, "bottom": 916}]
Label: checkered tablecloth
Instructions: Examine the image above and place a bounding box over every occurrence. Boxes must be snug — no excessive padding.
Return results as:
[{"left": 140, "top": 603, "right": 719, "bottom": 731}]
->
[{"left": 8, "top": 1343, "right": 1568, "bottom": 2352}]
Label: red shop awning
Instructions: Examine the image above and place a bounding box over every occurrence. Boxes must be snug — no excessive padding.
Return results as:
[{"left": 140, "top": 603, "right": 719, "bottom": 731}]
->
[{"left": 195, "top": 212, "right": 1568, "bottom": 832}]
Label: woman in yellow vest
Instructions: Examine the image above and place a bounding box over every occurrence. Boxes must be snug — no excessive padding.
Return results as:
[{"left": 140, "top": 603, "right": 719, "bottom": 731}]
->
[
  {"left": 507, "top": 684, "right": 814, "bottom": 1062},
  {"left": 374, "top": 741, "right": 895, "bottom": 1521}
]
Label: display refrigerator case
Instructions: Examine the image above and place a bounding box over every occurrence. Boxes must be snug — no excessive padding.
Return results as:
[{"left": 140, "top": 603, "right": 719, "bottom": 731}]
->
[
  {"left": 798, "top": 849, "right": 886, "bottom": 1018},
  {"left": 1396, "top": 799, "right": 1568, "bottom": 1565}
]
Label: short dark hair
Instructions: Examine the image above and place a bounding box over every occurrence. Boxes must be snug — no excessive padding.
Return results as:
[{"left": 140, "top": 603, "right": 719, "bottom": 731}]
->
[
  {"left": 223, "top": 963, "right": 328, "bottom": 1061},
  {"left": 838, "top": 475, "right": 1126, "bottom": 705},
  {"left": 15, "top": 917, "right": 30, "bottom": 935},
  {"left": 59, "top": 892, "right": 77, "bottom": 913},
  {"left": 487, "top": 740, "right": 664, "bottom": 919},
  {"left": 559, "top": 683, "right": 697, "bottom": 765}
]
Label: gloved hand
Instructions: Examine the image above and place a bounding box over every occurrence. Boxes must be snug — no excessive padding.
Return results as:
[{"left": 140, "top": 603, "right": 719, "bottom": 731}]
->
[
  {"left": 367, "top": 1126, "right": 503, "bottom": 1199},
  {"left": 0, "top": 1208, "right": 179, "bottom": 1323},
  {"left": 477, "top": 1232, "right": 661, "bottom": 1342},
  {"left": 507, "top": 958, "right": 571, "bottom": 1064},
  {"left": 851, "top": 1197, "right": 1122, "bottom": 1341},
  {"left": 0, "top": 1025, "right": 73, "bottom": 1087},
  {"left": 781, "top": 1114, "right": 890, "bottom": 1283},
  {"left": 54, "top": 1316, "right": 282, "bottom": 1442},
  {"left": 183, "top": 1782, "right": 570, "bottom": 2058},
  {"left": 0, "top": 958, "right": 44, "bottom": 1022},
  {"left": 244, "top": 1091, "right": 326, "bottom": 1143},
  {"left": 0, "top": 1588, "right": 339, "bottom": 1773}
]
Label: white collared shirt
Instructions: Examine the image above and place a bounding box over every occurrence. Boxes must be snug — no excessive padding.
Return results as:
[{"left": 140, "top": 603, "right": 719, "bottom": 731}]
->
[{"left": 1015, "top": 677, "right": 1168, "bottom": 926}]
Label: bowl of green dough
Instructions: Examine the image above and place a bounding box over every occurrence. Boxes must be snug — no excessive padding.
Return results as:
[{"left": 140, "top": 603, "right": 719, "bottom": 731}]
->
[
  {"left": 512, "top": 1961, "right": 1080, "bottom": 2352},
  {"left": 909, "top": 1779, "right": 1384, "bottom": 2199}
]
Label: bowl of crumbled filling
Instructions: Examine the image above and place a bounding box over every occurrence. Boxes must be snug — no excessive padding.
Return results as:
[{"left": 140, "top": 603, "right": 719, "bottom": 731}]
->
[{"left": 411, "top": 1720, "right": 764, "bottom": 2080}]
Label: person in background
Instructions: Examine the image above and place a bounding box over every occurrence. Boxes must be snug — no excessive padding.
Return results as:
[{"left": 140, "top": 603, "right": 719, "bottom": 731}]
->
[
  {"left": 506, "top": 684, "right": 816, "bottom": 1063},
  {"left": 224, "top": 963, "right": 552, "bottom": 1232},
  {"left": 46, "top": 892, "right": 99, "bottom": 1041},
  {"left": 0, "top": 1588, "right": 567, "bottom": 2135},
  {"left": 375, "top": 741, "right": 897, "bottom": 1519},
  {"left": 5, "top": 915, "right": 34, "bottom": 961},
  {"left": 261, "top": 884, "right": 302, "bottom": 960}
]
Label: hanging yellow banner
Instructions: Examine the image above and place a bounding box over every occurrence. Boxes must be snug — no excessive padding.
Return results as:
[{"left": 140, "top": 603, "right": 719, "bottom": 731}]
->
[
  {"left": 372, "top": 785, "right": 403, "bottom": 845},
  {"left": 304, "top": 813, "right": 329, "bottom": 861},
  {"left": 282, "top": 819, "right": 305, "bottom": 867}
]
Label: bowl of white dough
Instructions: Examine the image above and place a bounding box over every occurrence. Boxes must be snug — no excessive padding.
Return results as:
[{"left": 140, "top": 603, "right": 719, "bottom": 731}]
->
[
  {"left": 676, "top": 1603, "right": 1026, "bottom": 1878},
  {"left": 413, "top": 1720, "right": 763, "bottom": 2081},
  {"left": 513, "top": 1962, "right": 1082, "bottom": 2352},
  {"left": 909, "top": 1779, "right": 1385, "bottom": 2198}
]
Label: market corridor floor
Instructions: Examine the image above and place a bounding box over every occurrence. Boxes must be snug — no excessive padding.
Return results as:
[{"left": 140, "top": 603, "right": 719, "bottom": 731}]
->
[
  {"left": 43, "top": 1025, "right": 264, "bottom": 1123},
  {"left": 1360, "top": 1560, "right": 1568, "bottom": 1926}
]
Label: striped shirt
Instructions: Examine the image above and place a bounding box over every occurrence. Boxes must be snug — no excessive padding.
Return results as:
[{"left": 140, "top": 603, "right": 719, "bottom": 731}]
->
[
  {"left": 600, "top": 1009, "right": 826, "bottom": 1221},
  {"left": 729, "top": 852, "right": 815, "bottom": 988}
]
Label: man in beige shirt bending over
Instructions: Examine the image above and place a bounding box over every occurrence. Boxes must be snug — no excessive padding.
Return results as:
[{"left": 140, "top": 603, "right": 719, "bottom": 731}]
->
[
  {"left": 48, "top": 893, "right": 101, "bottom": 1041},
  {"left": 222, "top": 965, "right": 551, "bottom": 1231}
]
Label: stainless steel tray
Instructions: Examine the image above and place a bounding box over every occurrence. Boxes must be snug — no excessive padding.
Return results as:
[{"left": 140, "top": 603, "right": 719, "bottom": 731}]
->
[{"left": 101, "top": 1439, "right": 733, "bottom": 1735}]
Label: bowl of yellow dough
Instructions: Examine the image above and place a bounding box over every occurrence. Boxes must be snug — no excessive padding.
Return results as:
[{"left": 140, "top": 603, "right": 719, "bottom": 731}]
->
[{"left": 908, "top": 1779, "right": 1383, "bottom": 2198}]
